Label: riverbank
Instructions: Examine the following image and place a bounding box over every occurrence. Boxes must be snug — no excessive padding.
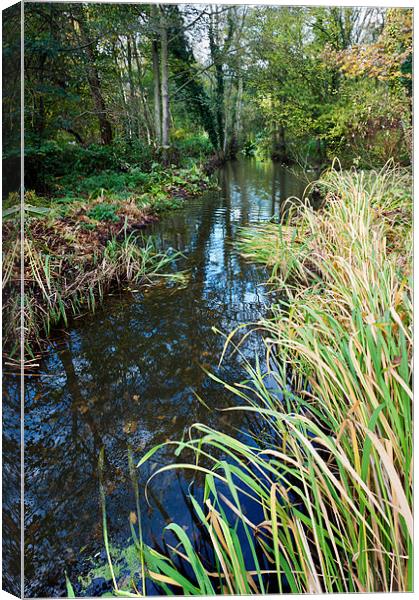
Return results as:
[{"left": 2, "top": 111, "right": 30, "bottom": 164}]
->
[
  {"left": 2, "top": 163, "right": 214, "bottom": 362},
  {"left": 129, "top": 164, "right": 412, "bottom": 594}
]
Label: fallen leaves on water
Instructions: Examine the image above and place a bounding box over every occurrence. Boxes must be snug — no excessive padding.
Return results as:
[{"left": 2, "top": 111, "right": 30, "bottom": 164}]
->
[{"left": 123, "top": 419, "right": 138, "bottom": 434}]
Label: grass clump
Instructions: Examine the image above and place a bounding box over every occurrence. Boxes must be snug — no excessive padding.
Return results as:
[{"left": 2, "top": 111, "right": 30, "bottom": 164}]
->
[
  {"left": 87, "top": 203, "right": 120, "bottom": 223},
  {"left": 103, "top": 163, "right": 412, "bottom": 596},
  {"left": 3, "top": 215, "right": 183, "bottom": 360}
]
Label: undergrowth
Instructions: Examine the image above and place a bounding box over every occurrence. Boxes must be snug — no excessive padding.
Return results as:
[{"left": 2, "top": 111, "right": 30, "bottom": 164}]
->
[
  {"left": 2, "top": 226, "right": 184, "bottom": 361},
  {"left": 2, "top": 162, "right": 213, "bottom": 362}
]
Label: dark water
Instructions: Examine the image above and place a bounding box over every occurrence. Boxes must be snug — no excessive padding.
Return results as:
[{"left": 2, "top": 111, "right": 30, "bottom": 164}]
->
[{"left": 17, "top": 160, "right": 310, "bottom": 597}]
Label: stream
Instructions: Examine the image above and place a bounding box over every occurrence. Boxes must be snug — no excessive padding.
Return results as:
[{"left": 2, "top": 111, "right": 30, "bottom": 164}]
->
[{"left": 13, "top": 159, "right": 311, "bottom": 597}]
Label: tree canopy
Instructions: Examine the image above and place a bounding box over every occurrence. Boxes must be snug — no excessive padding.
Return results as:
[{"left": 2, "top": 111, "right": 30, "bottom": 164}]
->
[{"left": 22, "top": 3, "right": 412, "bottom": 190}]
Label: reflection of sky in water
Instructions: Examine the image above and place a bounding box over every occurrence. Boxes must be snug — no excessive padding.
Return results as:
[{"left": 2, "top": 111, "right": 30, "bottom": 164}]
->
[{"left": 20, "top": 160, "right": 310, "bottom": 597}]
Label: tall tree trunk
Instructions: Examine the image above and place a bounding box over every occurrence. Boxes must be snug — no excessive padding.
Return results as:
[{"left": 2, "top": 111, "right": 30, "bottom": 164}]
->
[
  {"left": 235, "top": 76, "right": 243, "bottom": 137},
  {"left": 278, "top": 124, "right": 286, "bottom": 161},
  {"left": 126, "top": 37, "right": 136, "bottom": 141},
  {"left": 229, "top": 76, "right": 243, "bottom": 158},
  {"left": 160, "top": 7, "right": 170, "bottom": 162},
  {"left": 272, "top": 125, "right": 287, "bottom": 163},
  {"left": 113, "top": 42, "right": 130, "bottom": 141},
  {"left": 271, "top": 96, "right": 287, "bottom": 162},
  {"left": 34, "top": 53, "right": 47, "bottom": 146},
  {"left": 208, "top": 6, "right": 235, "bottom": 157},
  {"left": 85, "top": 52, "right": 113, "bottom": 145},
  {"left": 223, "top": 79, "right": 232, "bottom": 155},
  {"left": 215, "top": 64, "right": 224, "bottom": 153},
  {"left": 151, "top": 6, "right": 162, "bottom": 146},
  {"left": 131, "top": 35, "right": 153, "bottom": 145},
  {"left": 76, "top": 9, "right": 113, "bottom": 145},
  {"left": 126, "top": 38, "right": 135, "bottom": 104},
  {"left": 151, "top": 39, "right": 162, "bottom": 145},
  {"left": 208, "top": 11, "right": 224, "bottom": 152}
]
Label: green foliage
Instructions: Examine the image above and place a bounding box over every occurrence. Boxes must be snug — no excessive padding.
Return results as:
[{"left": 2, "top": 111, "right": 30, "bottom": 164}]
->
[
  {"left": 2, "top": 192, "right": 20, "bottom": 210},
  {"left": 338, "top": 8, "right": 412, "bottom": 83},
  {"left": 2, "top": 190, "right": 54, "bottom": 220},
  {"left": 23, "top": 3, "right": 411, "bottom": 185},
  {"left": 172, "top": 133, "right": 213, "bottom": 164},
  {"left": 52, "top": 163, "right": 209, "bottom": 204},
  {"left": 24, "top": 140, "right": 155, "bottom": 193},
  {"left": 246, "top": 7, "right": 412, "bottom": 167},
  {"left": 318, "top": 78, "right": 411, "bottom": 167},
  {"left": 241, "top": 139, "right": 257, "bottom": 156},
  {"left": 87, "top": 203, "right": 120, "bottom": 223}
]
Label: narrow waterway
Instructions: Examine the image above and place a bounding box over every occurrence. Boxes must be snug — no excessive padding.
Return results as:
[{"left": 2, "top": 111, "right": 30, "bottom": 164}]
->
[{"left": 20, "top": 159, "right": 310, "bottom": 597}]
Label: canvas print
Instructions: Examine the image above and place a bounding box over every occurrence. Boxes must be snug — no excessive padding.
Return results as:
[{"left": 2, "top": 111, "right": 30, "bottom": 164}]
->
[{"left": 2, "top": 1, "right": 413, "bottom": 597}]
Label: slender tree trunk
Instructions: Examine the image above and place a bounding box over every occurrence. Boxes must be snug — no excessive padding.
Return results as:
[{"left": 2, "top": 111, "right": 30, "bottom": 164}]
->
[
  {"left": 208, "top": 14, "right": 224, "bottom": 153},
  {"left": 85, "top": 53, "right": 113, "bottom": 145},
  {"left": 278, "top": 124, "right": 286, "bottom": 162},
  {"left": 215, "top": 65, "right": 225, "bottom": 154},
  {"left": 229, "top": 76, "right": 243, "bottom": 158},
  {"left": 223, "top": 79, "right": 232, "bottom": 155},
  {"left": 131, "top": 35, "right": 153, "bottom": 145},
  {"left": 208, "top": 7, "right": 235, "bottom": 158},
  {"left": 126, "top": 38, "right": 135, "bottom": 105},
  {"left": 151, "top": 39, "right": 162, "bottom": 145},
  {"left": 160, "top": 7, "right": 170, "bottom": 163},
  {"left": 113, "top": 43, "right": 130, "bottom": 141},
  {"left": 272, "top": 96, "right": 287, "bottom": 162},
  {"left": 76, "top": 10, "right": 113, "bottom": 145},
  {"left": 34, "top": 53, "right": 47, "bottom": 146},
  {"left": 126, "top": 37, "right": 136, "bottom": 141},
  {"left": 151, "top": 5, "right": 162, "bottom": 147},
  {"left": 235, "top": 76, "right": 243, "bottom": 137},
  {"left": 271, "top": 125, "right": 287, "bottom": 163}
]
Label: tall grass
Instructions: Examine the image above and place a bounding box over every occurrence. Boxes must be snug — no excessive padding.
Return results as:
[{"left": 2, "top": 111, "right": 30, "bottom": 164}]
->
[{"left": 3, "top": 229, "right": 183, "bottom": 359}]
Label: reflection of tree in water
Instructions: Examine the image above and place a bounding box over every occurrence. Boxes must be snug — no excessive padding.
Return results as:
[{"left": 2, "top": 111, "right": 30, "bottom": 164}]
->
[{"left": 3, "top": 376, "right": 22, "bottom": 597}]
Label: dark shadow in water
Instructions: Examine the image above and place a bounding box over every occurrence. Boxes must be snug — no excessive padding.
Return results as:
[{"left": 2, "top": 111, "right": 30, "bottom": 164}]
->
[{"left": 21, "top": 160, "right": 311, "bottom": 597}]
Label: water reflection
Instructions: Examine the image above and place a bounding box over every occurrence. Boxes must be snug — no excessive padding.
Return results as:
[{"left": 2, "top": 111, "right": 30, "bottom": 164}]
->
[{"left": 22, "top": 160, "right": 309, "bottom": 597}]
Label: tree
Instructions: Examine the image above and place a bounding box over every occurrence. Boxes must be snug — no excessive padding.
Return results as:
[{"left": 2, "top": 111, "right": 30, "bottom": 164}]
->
[
  {"left": 151, "top": 5, "right": 162, "bottom": 145},
  {"left": 22, "top": 3, "right": 412, "bottom": 173},
  {"left": 159, "top": 6, "right": 170, "bottom": 161},
  {"left": 72, "top": 5, "right": 113, "bottom": 145}
]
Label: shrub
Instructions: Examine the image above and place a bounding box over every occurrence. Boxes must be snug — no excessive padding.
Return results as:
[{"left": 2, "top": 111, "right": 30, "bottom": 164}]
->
[
  {"left": 172, "top": 133, "right": 213, "bottom": 166},
  {"left": 24, "top": 139, "right": 155, "bottom": 193},
  {"left": 87, "top": 203, "right": 120, "bottom": 223}
]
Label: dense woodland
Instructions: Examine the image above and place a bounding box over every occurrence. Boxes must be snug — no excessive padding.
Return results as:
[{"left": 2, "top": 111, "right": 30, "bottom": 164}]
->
[{"left": 20, "top": 3, "right": 412, "bottom": 194}]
